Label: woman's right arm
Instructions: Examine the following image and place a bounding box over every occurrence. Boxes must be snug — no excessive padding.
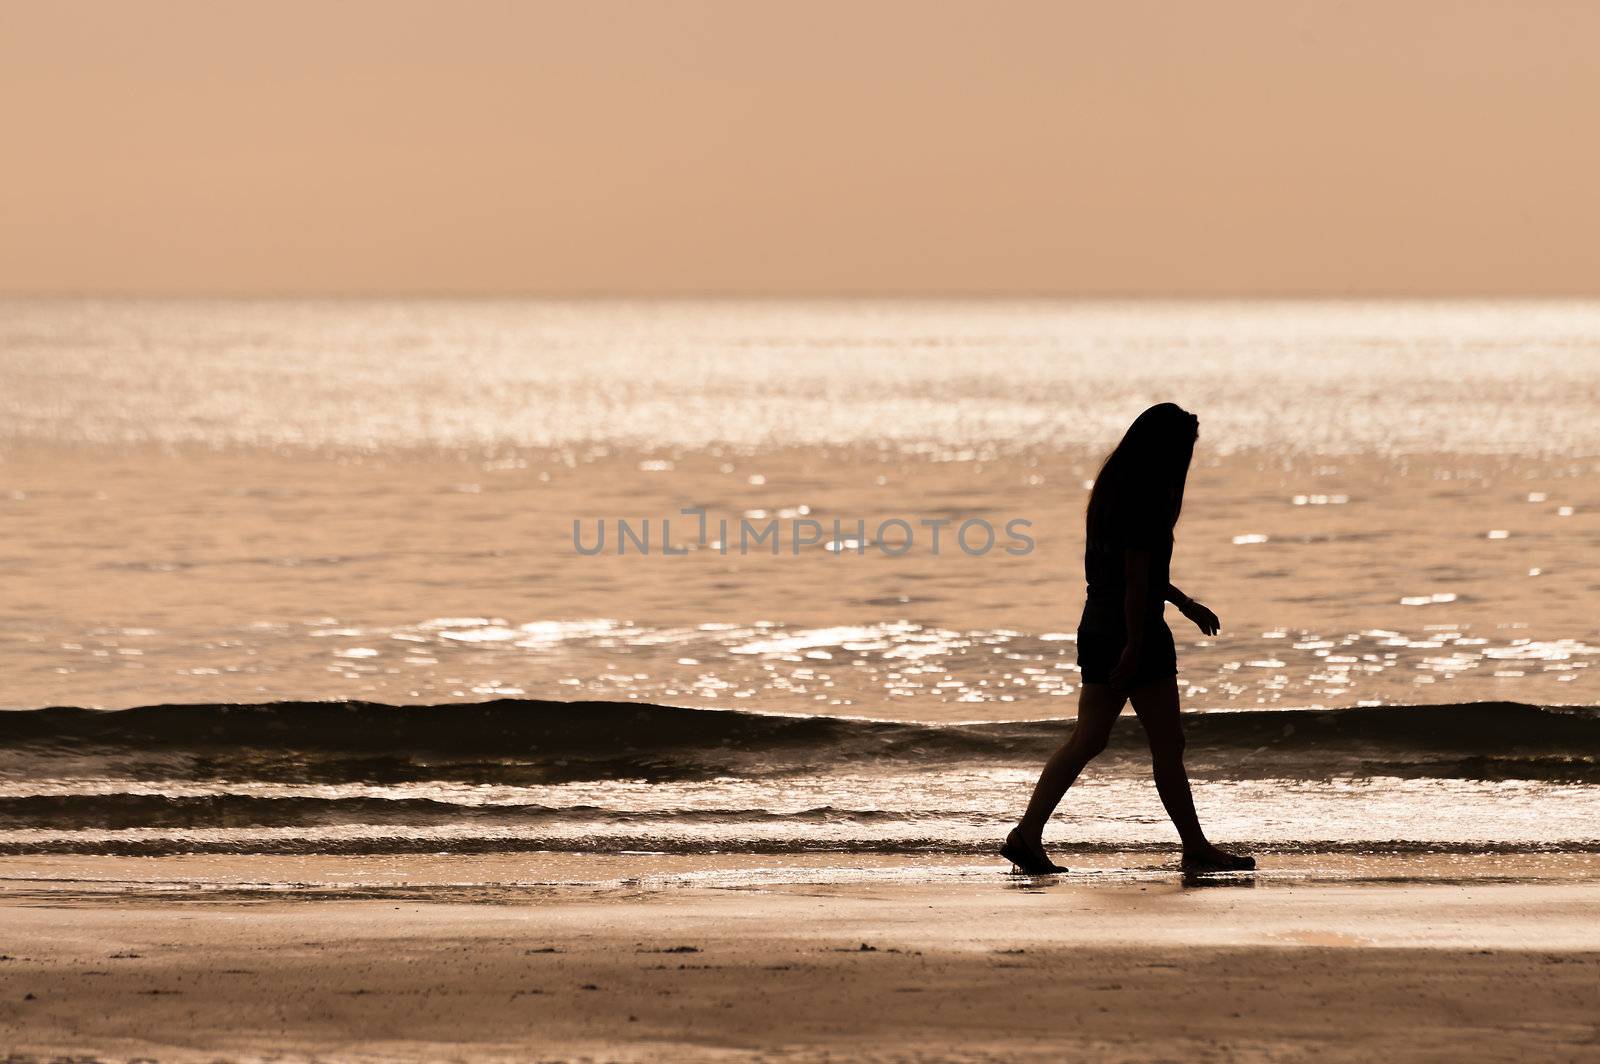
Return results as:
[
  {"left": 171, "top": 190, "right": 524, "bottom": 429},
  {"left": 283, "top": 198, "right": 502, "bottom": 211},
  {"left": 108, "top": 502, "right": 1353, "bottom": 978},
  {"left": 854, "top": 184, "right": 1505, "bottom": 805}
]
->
[{"left": 1110, "top": 547, "right": 1152, "bottom": 688}]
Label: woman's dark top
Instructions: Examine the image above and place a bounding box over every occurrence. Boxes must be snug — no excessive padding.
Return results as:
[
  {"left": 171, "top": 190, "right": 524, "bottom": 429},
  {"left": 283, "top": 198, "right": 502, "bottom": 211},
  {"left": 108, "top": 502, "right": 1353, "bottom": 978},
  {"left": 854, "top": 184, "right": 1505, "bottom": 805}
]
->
[{"left": 1076, "top": 532, "right": 1178, "bottom": 686}]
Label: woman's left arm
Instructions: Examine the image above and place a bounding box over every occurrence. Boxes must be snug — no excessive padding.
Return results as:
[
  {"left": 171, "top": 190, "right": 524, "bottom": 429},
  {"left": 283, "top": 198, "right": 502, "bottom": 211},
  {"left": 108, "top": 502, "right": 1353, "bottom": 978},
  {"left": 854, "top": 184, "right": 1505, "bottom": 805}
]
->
[{"left": 1167, "top": 583, "right": 1221, "bottom": 636}]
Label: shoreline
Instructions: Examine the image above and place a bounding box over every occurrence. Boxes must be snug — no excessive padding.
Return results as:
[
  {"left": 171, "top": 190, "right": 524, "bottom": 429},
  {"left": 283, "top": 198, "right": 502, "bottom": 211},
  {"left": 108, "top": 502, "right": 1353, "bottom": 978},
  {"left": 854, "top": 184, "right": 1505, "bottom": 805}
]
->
[
  {"left": 2, "top": 855, "right": 1597, "bottom": 1062},
  {"left": 4, "top": 849, "right": 1600, "bottom": 895}
]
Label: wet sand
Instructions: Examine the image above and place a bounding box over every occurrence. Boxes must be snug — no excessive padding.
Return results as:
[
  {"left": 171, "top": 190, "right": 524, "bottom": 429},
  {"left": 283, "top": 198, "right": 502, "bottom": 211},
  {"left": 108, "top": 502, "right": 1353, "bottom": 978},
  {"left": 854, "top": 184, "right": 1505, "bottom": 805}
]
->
[{"left": 2, "top": 855, "right": 1598, "bottom": 1062}]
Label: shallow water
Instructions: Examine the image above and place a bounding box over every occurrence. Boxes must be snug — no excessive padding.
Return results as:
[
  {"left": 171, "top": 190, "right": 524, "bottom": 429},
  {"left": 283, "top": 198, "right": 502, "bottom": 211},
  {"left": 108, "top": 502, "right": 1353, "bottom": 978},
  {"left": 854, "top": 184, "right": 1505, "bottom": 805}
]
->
[
  {"left": 0, "top": 698, "right": 1593, "bottom": 856},
  {"left": 1, "top": 772, "right": 1595, "bottom": 858}
]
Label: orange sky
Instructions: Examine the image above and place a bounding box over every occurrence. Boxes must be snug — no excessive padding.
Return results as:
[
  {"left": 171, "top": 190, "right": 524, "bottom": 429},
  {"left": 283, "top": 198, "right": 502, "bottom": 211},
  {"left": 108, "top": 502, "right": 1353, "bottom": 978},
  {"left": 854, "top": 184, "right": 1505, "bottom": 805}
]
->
[{"left": 2, "top": 0, "right": 1598, "bottom": 295}]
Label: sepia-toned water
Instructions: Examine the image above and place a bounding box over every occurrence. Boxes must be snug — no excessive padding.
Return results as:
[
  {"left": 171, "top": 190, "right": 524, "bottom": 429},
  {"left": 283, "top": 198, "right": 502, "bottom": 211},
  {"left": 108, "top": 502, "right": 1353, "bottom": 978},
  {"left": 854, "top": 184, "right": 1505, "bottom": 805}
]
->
[{"left": 1, "top": 298, "right": 1597, "bottom": 858}]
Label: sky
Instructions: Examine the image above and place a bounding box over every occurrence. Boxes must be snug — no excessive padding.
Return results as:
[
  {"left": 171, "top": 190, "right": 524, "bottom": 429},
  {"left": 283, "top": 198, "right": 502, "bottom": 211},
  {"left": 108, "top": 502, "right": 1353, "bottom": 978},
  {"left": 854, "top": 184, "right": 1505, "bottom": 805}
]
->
[{"left": 2, "top": 0, "right": 1598, "bottom": 296}]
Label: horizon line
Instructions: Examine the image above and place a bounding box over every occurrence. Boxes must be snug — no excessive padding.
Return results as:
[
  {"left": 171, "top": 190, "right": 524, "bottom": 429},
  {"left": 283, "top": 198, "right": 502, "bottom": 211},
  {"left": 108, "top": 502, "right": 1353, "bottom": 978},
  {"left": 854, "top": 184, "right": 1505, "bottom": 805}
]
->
[{"left": 7, "top": 289, "right": 1600, "bottom": 303}]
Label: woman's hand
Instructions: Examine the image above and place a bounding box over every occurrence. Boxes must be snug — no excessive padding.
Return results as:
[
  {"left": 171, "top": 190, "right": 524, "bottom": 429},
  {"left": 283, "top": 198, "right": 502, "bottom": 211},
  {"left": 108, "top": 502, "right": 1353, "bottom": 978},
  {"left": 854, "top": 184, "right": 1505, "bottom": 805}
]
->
[
  {"left": 1109, "top": 643, "right": 1142, "bottom": 689},
  {"left": 1179, "top": 598, "right": 1221, "bottom": 636}
]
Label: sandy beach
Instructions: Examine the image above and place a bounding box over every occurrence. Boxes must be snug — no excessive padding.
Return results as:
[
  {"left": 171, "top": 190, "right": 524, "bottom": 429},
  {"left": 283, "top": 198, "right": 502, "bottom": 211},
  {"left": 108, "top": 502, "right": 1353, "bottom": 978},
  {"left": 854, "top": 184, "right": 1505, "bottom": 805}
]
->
[{"left": 2, "top": 855, "right": 1598, "bottom": 1062}]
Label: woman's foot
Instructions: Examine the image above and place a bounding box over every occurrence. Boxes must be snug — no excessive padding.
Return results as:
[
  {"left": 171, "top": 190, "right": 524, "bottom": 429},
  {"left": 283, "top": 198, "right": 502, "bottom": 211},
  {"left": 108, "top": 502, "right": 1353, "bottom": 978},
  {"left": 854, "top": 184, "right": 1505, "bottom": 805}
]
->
[
  {"left": 1000, "top": 828, "right": 1068, "bottom": 875},
  {"left": 1181, "top": 844, "right": 1256, "bottom": 872}
]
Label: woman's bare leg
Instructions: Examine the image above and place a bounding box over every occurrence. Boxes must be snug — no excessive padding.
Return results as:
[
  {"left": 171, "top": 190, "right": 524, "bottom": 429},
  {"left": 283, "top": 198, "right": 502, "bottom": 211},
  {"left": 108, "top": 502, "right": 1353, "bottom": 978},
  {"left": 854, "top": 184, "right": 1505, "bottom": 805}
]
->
[
  {"left": 1128, "top": 677, "right": 1253, "bottom": 868},
  {"left": 1014, "top": 682, "right": 1125, "bottom": 843}
]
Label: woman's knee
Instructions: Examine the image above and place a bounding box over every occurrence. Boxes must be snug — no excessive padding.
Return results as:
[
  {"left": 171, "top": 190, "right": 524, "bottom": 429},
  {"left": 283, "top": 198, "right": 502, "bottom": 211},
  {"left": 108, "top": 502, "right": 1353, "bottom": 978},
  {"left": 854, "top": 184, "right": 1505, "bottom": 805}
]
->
[
  {"left": 1146, "top": 728, "right": 1186, "bottom": 760},
  {"left": 1068, "top": 724, "right": 1112, "bottom": 761}
]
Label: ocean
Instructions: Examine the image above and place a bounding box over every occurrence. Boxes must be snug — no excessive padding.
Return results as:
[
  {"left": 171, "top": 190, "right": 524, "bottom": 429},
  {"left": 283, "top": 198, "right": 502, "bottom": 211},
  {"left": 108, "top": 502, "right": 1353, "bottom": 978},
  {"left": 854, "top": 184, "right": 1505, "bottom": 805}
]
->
[{"left": 1, "top": 298, "right": 1597, "bottom": 862}]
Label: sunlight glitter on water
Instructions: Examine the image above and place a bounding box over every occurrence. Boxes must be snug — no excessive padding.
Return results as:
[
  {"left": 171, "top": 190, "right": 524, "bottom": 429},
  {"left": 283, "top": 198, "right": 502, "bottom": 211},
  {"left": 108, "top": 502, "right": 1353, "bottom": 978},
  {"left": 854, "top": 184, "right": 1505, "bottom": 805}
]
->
[
  {"left": 3, "top": 299, "right": 1599, "bottom": 717},
  {"left": 33, "top": 616, "right": 1593, "bottom": 719},
  {"left": 8, "top": 299, "right": 1600, "bottom": 456},
  {"left": 346, "top": 618, "right": 1600, "bottom": 711}
]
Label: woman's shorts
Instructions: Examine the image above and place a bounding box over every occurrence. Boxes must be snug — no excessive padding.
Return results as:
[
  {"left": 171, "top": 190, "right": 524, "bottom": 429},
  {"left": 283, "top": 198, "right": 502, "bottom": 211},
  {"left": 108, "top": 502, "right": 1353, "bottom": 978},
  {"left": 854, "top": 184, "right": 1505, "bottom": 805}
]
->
[{"left": 1076, "top": 618, "right": 1178, "bottom": 687}]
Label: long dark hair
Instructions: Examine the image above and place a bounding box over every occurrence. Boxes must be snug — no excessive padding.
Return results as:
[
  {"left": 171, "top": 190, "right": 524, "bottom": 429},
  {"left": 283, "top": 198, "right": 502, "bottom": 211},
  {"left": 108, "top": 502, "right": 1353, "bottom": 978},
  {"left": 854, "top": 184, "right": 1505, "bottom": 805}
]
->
[{"left": 1086, "top": 403, "right": 1199, "bottom": 548}]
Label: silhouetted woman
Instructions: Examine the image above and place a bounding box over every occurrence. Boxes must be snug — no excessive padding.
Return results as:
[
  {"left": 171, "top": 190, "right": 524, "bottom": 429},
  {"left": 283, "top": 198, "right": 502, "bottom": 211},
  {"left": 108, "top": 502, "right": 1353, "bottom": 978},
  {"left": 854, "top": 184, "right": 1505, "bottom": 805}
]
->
[{"left": 1002, "top": 403, "right": 1255, "bottom": 874}]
